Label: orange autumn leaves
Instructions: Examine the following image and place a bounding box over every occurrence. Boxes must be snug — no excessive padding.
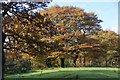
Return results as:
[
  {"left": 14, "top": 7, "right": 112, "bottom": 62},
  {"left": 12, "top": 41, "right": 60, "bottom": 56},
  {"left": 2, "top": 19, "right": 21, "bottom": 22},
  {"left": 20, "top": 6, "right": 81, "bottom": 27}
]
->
[{"left": 3, "top": 5, "right": 108, "bottom": 62}]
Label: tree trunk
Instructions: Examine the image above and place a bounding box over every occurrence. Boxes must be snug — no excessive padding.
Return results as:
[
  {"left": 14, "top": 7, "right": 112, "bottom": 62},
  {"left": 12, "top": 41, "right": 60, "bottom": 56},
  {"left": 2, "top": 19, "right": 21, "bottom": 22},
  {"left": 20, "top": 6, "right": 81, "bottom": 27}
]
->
[
  {"left": 45, "top": 62, "right": 52, "bottom": 67},
  {"left": 106, "top": 58, "right": 108, "bottom": 67},
  {"left": 90, "top": 58, "right": 92, "bottom": 67},
  {"left": 60, "top": 58, "right": 65, "bottom": 67},
  {"left": 73, "top": 55, "right": 78, "bottom": 67},
  {"left": 2, "top": 32, "right": 6, "bottom": 79},
  {"left": 80, "top": 56, "right": 82, "bottom": 66},
  {"left": 83, "top": 56, "right": 86, "bottom": 66},
  {"left": 45, "top": 58, "right": 52, "bottom": 67},
  {"left": 110, "top": 59, "right": 113, "bottom": 66}
]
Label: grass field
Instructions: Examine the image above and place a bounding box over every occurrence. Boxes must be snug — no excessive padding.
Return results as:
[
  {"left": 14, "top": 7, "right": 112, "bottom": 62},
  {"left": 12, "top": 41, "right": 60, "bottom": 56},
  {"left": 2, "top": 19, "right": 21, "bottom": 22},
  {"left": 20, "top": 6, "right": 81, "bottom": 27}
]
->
[{"left": 4, "top": 67, "right": 119, "bottom": 79}]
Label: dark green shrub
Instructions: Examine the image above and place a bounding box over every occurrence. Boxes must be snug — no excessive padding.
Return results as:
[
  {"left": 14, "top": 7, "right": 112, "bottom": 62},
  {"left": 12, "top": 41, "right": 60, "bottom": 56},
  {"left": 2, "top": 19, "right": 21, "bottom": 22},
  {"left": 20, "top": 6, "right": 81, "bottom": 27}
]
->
[{"left": 5, "top": 58, "right": 31, "bottom": 74}]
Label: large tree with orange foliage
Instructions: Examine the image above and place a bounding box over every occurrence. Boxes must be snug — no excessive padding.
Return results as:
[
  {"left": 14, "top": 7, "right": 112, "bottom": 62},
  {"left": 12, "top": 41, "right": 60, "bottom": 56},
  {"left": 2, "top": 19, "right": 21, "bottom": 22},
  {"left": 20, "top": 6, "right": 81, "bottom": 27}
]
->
[
  {"left": 2, "top": 2, "right": 58, "bottom": 73},
  {"left": 40, "top": 5, "right": 103, "bottom": 67}
]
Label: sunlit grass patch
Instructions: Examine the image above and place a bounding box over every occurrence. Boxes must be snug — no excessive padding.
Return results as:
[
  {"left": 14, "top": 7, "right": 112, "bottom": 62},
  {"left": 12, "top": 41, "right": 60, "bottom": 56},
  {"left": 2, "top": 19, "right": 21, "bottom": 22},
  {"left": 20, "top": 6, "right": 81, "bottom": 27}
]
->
[{"left": 5, "top": 67, "right": 119, "bottom": 78}]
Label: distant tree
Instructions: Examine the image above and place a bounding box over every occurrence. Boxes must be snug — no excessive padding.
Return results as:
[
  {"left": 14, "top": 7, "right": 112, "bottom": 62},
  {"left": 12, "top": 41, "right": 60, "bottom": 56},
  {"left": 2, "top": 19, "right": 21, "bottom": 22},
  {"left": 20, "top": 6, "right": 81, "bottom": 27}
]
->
[{"left": 92, "top": 30, "right": 118, "bottom": 66}]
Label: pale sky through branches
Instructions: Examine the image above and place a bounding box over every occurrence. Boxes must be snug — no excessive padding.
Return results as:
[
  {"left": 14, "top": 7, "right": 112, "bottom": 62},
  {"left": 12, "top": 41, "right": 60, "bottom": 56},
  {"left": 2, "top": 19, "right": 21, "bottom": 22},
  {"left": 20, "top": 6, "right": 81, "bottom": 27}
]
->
[{"left": 47, "top": 0, "right": 118, "bottom": 33}]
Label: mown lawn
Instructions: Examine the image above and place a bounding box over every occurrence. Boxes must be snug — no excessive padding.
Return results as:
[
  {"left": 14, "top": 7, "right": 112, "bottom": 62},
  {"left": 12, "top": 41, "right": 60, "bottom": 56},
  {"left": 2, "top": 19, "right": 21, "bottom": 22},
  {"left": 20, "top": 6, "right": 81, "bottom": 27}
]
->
[{"left": 4, "top": 67, "right": 119, "bottom": 79}]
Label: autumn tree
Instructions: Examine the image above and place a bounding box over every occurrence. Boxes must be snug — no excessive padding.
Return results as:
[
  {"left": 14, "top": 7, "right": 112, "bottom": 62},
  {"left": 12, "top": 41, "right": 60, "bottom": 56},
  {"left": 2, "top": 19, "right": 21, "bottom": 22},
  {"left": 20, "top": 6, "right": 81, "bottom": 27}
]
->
[
  {"left": 2, "top": 2, "right": 50, "bottom": 43},
  {"left": 2, "top": 1, "right": 58, "bottom": 73},
  {"left": 92, "top": 30, "right": 118, "bottom": 66},
  {"left": 40, "top": 5, "right": 102, "bottom": 67}
]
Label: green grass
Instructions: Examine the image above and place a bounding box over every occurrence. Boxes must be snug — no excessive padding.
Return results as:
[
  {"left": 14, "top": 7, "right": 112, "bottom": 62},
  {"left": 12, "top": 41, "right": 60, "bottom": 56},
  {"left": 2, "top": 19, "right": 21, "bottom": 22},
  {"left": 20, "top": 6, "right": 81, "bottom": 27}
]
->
[{"left": 4, "top": 67, "right": 119, "bottom": 79}]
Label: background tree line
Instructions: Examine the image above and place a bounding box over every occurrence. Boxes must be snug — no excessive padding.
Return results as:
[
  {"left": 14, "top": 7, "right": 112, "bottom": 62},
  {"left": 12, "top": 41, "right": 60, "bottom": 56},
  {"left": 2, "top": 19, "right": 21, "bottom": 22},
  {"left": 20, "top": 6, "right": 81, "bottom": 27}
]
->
[{"left": 2, "top": 2, "right": 119, "bottom": 74}]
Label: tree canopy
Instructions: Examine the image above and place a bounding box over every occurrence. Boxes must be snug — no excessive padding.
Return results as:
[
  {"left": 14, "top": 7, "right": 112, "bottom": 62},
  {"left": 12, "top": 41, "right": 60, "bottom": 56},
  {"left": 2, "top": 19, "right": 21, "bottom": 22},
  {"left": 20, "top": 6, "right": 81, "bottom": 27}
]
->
[{"left": 2, "top": 4, "right": 119, "bottom": 74}]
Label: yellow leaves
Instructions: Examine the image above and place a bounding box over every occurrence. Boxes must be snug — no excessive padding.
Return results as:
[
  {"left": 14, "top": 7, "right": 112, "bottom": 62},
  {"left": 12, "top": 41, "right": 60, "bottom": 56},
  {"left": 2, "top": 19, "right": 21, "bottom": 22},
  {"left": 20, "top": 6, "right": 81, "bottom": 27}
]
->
[
  {"left": 53, "top": 35, "right": 64, "bottom": 41},
  {"left": 88, "top": 12, "right": 95, "bottom": 16},
  {"left": 19, "top": 53, "right": 29, "bottom": 56},
  {"left": 47, "top": 51, "right": 63, "bottom": 58},
  {"left": 41, "top": 38, "right": 47, "bottom": 41},
  {"left": 108, "top": 31, "right": 114, "bottom": 34},
  {"left": 14, "top": 44, "right": 19, "bottom": 48},
  {"left": 92, "top": 44, "right": 100, "bottom": 47},
  {"left": 21, "top": 33, "right": 25, "bottom": 36},
  {"left": 36, "top": 27, "right": 40, "bottom": 31},
  {"left": 51, "top": 51, "right": 62, "bottom": 55},
  {"left": 42, "top": 28, "right": 46, "bottom": 31},
  {"left": 65, "top": 44, "right": 93, "bottom": 50},
  {"left": 14, "top": 24, "right": 19, "bottom": 28},
  {"left": 107, "top": 50, "right": 117, "bottom": 54}
]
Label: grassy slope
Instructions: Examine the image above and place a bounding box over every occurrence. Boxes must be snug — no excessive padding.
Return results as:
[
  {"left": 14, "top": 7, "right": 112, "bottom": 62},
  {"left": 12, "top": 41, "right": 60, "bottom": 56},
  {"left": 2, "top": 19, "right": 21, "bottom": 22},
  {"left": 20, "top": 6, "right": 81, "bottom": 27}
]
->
[{"left": 5, "top": 67, "right": 119, "bottom": 78}]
